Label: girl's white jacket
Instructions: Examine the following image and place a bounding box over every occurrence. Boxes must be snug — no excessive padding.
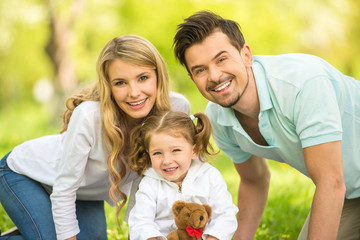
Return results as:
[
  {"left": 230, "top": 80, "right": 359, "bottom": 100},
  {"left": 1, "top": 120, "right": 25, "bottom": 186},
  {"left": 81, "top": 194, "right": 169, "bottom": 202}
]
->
[{"left": 128, "top": 158, "right": 238, "bottom": 240}]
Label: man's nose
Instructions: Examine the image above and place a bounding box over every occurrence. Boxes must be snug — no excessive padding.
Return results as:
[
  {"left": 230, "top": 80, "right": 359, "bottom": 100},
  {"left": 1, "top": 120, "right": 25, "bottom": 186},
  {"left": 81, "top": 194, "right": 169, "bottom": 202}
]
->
[{"left": 208, "top": 65, "right": 222, "bottom": 82}]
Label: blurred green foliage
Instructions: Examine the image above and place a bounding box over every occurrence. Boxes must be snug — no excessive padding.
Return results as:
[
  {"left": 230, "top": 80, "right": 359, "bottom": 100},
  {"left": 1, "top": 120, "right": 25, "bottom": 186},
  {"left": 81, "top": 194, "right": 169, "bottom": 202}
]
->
[
  {"left": 1, "top": 0, "right": 360, "bottom": 153},
  {"left": 0, "top": 0, "right": 356, "bottom": 238}
]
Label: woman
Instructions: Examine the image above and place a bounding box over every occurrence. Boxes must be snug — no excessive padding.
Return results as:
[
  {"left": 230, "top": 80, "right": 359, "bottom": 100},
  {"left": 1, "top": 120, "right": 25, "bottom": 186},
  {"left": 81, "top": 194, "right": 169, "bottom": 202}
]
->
[{"left": 0, "top": 35, "right": 190, "bottom": 240}]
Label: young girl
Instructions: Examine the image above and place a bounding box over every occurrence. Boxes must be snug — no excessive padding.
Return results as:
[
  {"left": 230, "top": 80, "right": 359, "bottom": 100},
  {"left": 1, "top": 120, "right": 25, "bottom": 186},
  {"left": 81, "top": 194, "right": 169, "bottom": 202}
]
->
[
  {"left": 0, "top": 35, "right": 190, "bottom": 240},
  {"left": 127, "top": 111, "right": 238, "bottom": 240}
]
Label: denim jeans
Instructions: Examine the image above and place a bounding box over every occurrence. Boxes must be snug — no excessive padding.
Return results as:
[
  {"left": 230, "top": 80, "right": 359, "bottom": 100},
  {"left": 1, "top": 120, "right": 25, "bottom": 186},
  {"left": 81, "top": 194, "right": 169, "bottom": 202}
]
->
[{"left": 0, "top": 153, "right": 108, "bottom": 240}]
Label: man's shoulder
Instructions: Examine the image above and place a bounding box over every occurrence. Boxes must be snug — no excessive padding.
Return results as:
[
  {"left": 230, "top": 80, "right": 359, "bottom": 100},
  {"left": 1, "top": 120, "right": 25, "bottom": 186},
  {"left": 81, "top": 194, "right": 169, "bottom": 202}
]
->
[
  {"left": 205, "top": 101, "right": 221, "bottom": 112},
  {"left": 254, "top": 54, "right": 331, "bottom": 77}
]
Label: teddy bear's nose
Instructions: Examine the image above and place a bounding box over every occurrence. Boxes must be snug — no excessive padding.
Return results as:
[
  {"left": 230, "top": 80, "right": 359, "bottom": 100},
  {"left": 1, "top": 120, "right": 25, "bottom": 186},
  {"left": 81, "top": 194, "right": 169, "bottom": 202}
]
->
[{"left": 200, "top": 216, "right": 204, "bottom": 221}]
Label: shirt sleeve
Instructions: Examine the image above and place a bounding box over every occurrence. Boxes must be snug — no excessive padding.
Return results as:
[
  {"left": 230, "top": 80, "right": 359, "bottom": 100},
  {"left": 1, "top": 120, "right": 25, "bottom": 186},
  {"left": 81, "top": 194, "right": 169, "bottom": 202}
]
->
[
  {"left": 50, "top": 104, "right": 95, "bottom": 240},
  {"left": 128, "top": 177, "right": 166, "bottom": 240},
  {"left": 205, "top": 103, "right": 252, "bottom": 163},
  {"left": 203, "top": 167, "right": 238, "bottom": 240},
  {"left": 293, "top": 76, "right": 343, "bottom": 148}
]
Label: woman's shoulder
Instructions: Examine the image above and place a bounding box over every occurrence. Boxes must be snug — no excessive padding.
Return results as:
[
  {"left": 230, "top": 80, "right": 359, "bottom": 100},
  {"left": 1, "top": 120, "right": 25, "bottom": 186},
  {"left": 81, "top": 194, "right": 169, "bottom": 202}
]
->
[
  {"left": 169, "top": 91, "right": 191, "bottom": 114},
  {"left": 67, "top": 101, "right": 101, "bottom": 129},
  {"left": 75, "top": 101, "right": 100, "bottom": 111},
  {"left": 72, "top": 101, "right": 100, "bottom": 118}
]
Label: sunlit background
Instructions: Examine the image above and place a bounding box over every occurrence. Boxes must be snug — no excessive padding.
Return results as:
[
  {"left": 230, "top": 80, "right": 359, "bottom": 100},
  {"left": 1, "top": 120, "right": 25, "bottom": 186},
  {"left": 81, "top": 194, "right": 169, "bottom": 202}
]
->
[{"left": 1, "top": 0, "right": 359, "bottom": 239}]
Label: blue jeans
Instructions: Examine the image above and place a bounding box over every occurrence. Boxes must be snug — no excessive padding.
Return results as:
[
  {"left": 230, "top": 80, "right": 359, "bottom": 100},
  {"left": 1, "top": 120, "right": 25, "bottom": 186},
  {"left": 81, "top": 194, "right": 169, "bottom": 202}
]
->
[{"left": 0, "top": 153, "right": 108, "bottom": 240}]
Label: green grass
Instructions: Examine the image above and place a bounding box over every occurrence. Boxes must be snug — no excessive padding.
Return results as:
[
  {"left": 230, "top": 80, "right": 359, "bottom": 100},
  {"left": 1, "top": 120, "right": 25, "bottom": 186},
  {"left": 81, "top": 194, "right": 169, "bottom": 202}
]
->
[{"left": 0, "top": 103, "right": 315, "bottom": 239}]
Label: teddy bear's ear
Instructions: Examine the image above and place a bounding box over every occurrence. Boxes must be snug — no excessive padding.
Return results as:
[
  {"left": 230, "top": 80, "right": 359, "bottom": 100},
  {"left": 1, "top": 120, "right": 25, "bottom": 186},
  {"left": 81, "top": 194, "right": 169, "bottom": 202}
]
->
[
  {"left": 203, "top": 204, "right": 212, "bottom": 219},
  {"left": 172, "top": 201, "right": 186, "bottom": 217}
]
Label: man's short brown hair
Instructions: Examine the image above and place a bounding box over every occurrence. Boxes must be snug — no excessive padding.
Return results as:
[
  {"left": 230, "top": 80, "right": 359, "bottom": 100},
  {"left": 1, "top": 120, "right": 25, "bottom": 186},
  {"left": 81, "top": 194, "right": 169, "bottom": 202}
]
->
[{"left": 173, "top": 10, "right": 245, "bottom": 73}]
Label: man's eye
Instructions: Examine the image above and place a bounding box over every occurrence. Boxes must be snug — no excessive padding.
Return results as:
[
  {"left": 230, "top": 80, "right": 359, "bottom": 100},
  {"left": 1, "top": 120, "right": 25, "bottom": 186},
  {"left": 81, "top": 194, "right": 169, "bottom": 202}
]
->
[
  {"left": 195, "top": 68, "right": 205, "bottom": 75},
  {"left": 218, "top": 57, "right": 226, "bottom": 63}
]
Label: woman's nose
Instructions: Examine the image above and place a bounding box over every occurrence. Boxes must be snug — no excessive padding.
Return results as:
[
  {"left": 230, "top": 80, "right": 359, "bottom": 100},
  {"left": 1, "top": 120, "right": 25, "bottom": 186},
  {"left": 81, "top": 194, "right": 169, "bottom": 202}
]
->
[{"left": 128, "top": 83, "right": 140, "bottom": 98}]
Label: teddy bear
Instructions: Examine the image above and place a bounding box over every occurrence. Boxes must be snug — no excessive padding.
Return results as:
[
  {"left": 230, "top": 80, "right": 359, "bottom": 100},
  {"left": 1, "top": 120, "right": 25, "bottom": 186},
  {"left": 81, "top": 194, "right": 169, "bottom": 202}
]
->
[{"left": 167, "top": 200, "right": 212, "bottom": 240}]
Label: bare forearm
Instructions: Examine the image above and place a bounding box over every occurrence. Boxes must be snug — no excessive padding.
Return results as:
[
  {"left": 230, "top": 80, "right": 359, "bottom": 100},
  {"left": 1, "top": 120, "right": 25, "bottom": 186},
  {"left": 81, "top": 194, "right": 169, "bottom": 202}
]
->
[
  {"left": 234, "top": 179, "right": 269, "bottom": 240},
  {"left": 303, "top": 141, "right": 346, "bottom": 239},
  {"left": 308, "top": 182, "right": 345, "bottom": 239}
]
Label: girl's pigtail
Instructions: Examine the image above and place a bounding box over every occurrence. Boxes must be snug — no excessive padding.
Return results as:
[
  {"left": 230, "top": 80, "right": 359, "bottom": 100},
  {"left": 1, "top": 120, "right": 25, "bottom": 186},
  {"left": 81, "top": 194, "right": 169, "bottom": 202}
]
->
[
  {"left": 193, "top": 112, "right": 217, "bottom": 160},
  {"left": 127, "top": 125, "right": 151, "bottom": 176}
]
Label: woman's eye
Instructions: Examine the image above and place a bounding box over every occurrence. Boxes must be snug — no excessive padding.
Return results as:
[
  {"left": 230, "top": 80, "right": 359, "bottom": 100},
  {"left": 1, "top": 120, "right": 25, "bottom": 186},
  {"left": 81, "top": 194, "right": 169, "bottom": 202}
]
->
[
  {"left": 114, "top": 81, "right": 126, "bottom": 86},
  {"left": 139, "top": 75, "right": 149, "bottom": 81}
]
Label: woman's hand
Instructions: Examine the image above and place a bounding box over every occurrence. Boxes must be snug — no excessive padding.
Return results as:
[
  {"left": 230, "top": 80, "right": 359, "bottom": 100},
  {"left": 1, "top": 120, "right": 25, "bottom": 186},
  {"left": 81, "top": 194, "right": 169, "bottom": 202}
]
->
[{"left": 65, "top": 236, "right": 77, "bottom": 240}]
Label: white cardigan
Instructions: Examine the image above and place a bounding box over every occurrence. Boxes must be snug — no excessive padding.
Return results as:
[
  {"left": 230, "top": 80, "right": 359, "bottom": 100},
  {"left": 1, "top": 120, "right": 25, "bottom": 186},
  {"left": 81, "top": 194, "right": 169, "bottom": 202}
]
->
[
  {"left": 7, "top": 91, "right": 190, "bottom": 240},
  {"left": 128, "top": 159, "right": 238, "bottom": 240}
]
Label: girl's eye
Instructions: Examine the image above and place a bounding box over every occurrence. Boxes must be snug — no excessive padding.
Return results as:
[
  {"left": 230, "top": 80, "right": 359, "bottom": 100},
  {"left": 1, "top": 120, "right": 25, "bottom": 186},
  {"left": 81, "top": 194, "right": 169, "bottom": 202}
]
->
[
  {"left": 173, "top": 149, "right": 181, "bottom": 152},
  {"left": 153, "top": 152, "right": 161, "bottom": 156}
]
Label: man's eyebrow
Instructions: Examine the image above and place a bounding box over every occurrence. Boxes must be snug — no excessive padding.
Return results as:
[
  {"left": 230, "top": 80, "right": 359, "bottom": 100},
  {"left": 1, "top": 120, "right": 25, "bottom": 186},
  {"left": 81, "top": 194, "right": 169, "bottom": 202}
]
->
[{"left": 190, "top": 50, "right": 228, "bottom": 73}]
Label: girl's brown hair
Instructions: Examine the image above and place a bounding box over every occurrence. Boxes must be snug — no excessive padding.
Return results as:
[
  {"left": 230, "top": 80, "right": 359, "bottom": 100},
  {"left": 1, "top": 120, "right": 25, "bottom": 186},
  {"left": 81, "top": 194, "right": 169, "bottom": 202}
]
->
[{"left": 127, "top": 111, "right": 217, "bottom": 176}]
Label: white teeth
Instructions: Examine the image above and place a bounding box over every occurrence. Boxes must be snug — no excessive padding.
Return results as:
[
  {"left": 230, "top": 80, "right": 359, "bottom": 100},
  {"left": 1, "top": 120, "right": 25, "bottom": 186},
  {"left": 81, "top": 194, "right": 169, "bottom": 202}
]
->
[
  {"left": 164, "top": 167, "right": 177, "bottom": 172},
  {"left": 128, "top": 99, "right": 146, "bottom": 106},
  {"left": 214, "top": 81, "right": 230, "bottom": 92}
]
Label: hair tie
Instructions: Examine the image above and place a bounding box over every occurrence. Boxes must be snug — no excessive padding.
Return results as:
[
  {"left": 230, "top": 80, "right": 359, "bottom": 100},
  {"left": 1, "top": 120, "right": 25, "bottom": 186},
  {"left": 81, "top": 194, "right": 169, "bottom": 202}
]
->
[{"left": 190, "top": 115, "right": 196, "bottom": 121}]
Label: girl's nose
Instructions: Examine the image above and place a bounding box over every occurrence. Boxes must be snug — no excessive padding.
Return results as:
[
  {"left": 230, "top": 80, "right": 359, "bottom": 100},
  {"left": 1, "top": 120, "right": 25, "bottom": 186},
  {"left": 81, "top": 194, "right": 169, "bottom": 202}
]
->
[{"left": 162, "top": 153, "right": 172, "bottom": 164}]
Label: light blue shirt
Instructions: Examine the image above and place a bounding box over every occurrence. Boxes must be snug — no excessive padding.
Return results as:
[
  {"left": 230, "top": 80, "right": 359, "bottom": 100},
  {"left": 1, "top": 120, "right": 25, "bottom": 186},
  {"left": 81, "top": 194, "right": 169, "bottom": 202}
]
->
[{"left": 205, "top": 53, "right": 360, "bottom": 199}]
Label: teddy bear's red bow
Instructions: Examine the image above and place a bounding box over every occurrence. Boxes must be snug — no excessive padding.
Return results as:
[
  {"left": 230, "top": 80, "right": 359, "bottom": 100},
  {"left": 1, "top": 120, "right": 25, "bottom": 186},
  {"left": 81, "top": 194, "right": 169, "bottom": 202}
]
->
[{"left": 186, "top": 226, "right": 202, "bottom": 239}]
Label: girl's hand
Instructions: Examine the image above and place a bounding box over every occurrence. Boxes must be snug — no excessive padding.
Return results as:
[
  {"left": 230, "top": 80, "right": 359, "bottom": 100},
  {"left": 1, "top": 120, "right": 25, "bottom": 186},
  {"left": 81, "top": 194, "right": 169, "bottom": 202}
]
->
[{"left": 206, "top": 236, "right": 219, "bottom": 240}]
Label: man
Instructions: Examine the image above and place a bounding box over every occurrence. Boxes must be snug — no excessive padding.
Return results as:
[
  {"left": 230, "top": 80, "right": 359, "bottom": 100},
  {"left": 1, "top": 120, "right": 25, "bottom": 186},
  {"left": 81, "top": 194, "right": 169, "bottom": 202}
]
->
[{"left": 173, "top": 10, "right": 360, "bottom": 239}]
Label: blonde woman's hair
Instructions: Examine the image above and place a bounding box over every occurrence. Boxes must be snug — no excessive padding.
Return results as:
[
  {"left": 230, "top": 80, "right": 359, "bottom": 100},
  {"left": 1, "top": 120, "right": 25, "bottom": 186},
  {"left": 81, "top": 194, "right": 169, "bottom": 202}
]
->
[
  {"left": 60, "top": 35, "right": 172, "bottom": 217},
  {"left": 128, "top": 111, "right": 217, "bottom": 176}
]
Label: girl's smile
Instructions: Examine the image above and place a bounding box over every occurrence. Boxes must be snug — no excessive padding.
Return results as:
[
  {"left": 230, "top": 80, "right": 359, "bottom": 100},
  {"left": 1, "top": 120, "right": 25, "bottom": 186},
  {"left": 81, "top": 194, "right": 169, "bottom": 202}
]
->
[{"left": 148, "top": 132, "right": 197, "bottom": 183}]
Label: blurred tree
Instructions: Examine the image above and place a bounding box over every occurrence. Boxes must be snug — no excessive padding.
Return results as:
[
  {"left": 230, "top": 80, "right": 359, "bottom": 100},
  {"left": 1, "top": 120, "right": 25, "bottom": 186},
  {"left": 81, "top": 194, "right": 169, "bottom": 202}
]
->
[
  {"left": 45, "top": 0, "right": 85, "bottom": 93},
  {"left": 44, "top": 0, "right": 86, "bottom": 119}
]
